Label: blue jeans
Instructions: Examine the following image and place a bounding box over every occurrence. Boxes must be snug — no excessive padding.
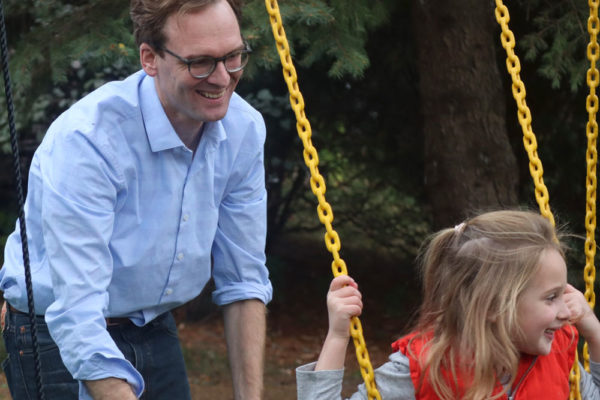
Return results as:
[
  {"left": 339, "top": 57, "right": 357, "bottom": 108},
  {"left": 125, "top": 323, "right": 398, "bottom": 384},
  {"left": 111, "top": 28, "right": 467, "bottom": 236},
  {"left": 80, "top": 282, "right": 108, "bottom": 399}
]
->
[{"left": 2, "top": 306, "right": 192, "bottom": 399}]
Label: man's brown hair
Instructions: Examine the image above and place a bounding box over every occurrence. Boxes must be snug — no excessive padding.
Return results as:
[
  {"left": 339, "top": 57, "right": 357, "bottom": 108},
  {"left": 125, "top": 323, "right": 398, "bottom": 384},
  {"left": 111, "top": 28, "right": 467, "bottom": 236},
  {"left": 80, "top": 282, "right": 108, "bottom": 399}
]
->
[{"left": 130, "top": 0, "right": 243, "bottom": 52}]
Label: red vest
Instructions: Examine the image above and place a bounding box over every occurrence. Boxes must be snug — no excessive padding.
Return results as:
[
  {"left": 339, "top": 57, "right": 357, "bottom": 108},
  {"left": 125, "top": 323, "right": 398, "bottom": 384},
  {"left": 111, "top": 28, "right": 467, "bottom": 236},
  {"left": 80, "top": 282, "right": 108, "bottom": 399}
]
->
[{"left": 391, "top": 325, "right": 578, "bottom": 399}]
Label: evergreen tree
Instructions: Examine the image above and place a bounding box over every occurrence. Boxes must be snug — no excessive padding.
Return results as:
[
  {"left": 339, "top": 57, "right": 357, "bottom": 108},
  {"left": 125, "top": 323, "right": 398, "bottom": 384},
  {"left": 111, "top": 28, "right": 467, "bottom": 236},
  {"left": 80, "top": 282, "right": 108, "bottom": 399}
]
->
[{"left": 0, "top": 0, "right": 395, "bottom": 151}]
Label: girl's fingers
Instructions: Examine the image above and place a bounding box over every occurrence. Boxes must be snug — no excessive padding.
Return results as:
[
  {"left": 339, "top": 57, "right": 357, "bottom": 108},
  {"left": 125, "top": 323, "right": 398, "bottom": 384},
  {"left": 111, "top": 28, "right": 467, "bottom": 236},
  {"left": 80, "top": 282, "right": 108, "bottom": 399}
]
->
[
  {"left": 331, "top": 285, "right": 362, "bottom": 300},
  {"left": 565, "top": 283, "right": 576, "bottom": 294},
  {"left": 330, "top": 275, "right": 358, "bottom": 291},
  {"left": 327, "top": 275, "right": 363, "bottom": 321},
  {"left": 330, "top": 294, "right": 363, "bottom": 313},
  {"left": 342, "top": 304, "right": 363, "bottom": 318}
]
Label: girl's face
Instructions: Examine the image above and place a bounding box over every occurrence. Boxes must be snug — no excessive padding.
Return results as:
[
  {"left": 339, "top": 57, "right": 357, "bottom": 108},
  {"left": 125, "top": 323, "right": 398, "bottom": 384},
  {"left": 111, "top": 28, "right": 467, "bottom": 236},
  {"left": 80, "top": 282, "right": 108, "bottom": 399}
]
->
[{"left": 515, "top": 248, "right": 571, "bottom": 355}]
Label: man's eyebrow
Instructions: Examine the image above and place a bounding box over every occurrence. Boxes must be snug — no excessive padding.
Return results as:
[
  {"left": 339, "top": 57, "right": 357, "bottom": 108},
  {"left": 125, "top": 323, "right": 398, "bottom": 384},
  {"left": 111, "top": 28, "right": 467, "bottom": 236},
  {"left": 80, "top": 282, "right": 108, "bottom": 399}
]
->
[{"left": 184, "top": 44, "right": 246, "bottom": 60}]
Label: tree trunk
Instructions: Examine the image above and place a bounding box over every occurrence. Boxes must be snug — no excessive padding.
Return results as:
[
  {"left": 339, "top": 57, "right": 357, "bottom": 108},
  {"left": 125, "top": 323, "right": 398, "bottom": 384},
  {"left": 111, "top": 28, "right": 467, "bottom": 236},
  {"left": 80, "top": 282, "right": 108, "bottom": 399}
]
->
[{"left": 412, "top": 0, "right": 518, "bottom": 229}]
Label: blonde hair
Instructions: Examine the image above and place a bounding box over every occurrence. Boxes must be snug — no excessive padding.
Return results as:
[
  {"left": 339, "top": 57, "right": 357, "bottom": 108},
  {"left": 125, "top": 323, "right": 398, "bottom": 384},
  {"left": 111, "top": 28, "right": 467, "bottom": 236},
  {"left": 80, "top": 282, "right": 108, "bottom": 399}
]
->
[{"left": 413, "top": 210, "right": 564, "bottom": 399}]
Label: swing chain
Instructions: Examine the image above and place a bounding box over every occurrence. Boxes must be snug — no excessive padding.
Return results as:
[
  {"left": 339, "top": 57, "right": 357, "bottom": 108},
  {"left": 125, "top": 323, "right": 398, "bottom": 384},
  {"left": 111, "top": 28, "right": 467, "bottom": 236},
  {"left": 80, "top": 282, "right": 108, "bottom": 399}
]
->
[
  {"left": 0, "top": 0, "right": 46, "bottom": 398},
  {"left": 583, "top": 0, "right": 600, "bottom": 373},
  {"left": 494, "top": 0, "right": 554, "bottom": 227},
  {"left": 495, "top": 1, "right": 595, "bottom": 398},
  {"left": 263, "top": 0, "right": 381, "bottom": 399}
]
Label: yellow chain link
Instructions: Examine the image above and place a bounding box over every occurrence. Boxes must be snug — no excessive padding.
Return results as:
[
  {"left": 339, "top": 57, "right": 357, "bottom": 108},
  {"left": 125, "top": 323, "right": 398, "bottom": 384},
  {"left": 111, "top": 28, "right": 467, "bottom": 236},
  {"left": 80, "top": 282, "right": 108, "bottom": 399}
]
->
[
  {"left": 263, "top": 1, "right": 381, "bottom": 399},
  {"left": 494, "top": 0, "right": 555, "bottom": 227},
  {"left": 493, "top": 1, "right": 585, "bottom": 399},
  {"left": 584, "top": 0, "right": 599, "bottom": 374}
]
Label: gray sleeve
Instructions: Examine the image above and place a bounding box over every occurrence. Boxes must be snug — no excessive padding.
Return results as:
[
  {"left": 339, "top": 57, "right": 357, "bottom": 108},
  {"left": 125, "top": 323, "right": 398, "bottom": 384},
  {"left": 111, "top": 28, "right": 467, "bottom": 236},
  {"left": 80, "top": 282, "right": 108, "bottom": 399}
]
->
[
  {"left": 296, "top": 352, "right": 416, "bottom": 400},
  {"left": 582, "top": 361, "right": 600, "bottom": 399}
]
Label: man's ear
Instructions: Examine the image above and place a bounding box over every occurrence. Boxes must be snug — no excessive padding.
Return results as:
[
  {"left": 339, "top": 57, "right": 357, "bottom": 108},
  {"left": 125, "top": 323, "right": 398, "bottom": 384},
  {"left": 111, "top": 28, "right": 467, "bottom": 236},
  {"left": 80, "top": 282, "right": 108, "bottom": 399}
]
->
[{"left": 140, "top": 43, "right": 158, "bottom": 77}]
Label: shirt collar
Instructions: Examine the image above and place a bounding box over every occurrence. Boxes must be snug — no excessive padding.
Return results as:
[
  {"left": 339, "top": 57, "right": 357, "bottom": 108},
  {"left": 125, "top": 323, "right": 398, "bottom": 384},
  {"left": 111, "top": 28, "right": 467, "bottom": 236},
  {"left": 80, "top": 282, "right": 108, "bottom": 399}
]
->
[
  {"left": 200, "top": 116, "right": 227, "bottom": 152},
  {"left": 139, "top": 74, "right": 185, "bottom": 153},
  {"left": 139, "top": 73, "right": 227, "bottom": 153}
]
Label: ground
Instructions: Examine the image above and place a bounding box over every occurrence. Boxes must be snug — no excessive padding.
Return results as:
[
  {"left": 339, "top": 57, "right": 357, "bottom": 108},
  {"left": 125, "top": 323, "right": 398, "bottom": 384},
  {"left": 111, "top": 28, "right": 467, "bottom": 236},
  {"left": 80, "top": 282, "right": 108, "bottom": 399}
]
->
[
  {"left": 0, "top": 235, "right": 420, "bottom": 399},
  {"left": 180, "top": 235, "right": 421, "bottom": 399}
]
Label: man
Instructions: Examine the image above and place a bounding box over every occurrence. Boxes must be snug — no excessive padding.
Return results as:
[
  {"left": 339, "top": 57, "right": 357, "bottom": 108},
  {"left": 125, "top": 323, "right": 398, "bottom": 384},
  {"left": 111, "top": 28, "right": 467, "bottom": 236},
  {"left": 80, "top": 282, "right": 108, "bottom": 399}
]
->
[{"left": 0, "top": 0, "right": 272, "bottom": 398}]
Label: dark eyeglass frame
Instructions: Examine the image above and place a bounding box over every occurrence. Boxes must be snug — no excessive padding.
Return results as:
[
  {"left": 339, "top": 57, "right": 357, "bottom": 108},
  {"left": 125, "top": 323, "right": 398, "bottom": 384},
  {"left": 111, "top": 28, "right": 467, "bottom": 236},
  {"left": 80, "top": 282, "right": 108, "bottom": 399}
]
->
[{"left": 160, "top": 42, "right": 252, "bottom": 79}]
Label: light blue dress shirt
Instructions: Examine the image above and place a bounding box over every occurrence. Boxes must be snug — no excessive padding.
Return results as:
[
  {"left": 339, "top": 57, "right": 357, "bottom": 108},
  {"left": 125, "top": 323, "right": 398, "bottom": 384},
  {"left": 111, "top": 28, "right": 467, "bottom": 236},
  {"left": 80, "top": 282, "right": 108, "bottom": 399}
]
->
[{"left": 0, "top": 70, "right": 272, "bottom": 398}]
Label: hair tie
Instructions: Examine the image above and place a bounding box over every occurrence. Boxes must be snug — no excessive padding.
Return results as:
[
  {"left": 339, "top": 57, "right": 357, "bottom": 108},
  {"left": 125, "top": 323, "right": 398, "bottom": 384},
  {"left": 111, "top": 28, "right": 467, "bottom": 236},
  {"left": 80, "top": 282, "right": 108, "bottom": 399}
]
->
[{"left": 454, "top": 222, "right": 466, "bottom": 233}]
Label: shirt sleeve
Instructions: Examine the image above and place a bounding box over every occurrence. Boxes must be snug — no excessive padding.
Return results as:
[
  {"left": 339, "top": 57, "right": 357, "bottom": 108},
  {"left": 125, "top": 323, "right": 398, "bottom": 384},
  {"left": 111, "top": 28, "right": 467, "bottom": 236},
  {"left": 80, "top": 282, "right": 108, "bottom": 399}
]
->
[
  {"left": 39, "top": 127, "right": 144, "bottom": 395},
  {"left": 211, "top": 114, "right": 272, "bottom": 306},
  {"left": 582, "top": 360, "right": 600, "bottom": 399},
  {"left": 295, "top": 352, "right": 416, "bottom": 400}
]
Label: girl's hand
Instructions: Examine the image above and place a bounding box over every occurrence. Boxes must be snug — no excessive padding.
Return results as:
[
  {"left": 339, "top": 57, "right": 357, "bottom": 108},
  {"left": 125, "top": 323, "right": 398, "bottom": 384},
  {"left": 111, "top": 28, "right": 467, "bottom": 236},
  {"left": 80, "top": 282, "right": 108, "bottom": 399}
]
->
[
  {"left": 315, "top": 275, "right": 363, "bottom": 371},
  {"left": 564, "top": 284, "right": 600, "bottom": 340},
  {"left": 326, "top": 275, "right": 363, "bottom": 340},
  {"left": 565, "top": 283, "right": 600, "bottom": 362},
  {"left": 565, "top": 284, "right": 593, "bottom": 325}
]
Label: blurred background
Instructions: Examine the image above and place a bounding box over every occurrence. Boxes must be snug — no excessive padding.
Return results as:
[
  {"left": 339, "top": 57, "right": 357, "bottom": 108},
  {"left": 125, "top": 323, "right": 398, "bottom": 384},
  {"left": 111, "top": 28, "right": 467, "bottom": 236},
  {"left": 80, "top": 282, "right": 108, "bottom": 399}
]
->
[{"left": 0, "top": 0, "right": 596, "bottom": 398}]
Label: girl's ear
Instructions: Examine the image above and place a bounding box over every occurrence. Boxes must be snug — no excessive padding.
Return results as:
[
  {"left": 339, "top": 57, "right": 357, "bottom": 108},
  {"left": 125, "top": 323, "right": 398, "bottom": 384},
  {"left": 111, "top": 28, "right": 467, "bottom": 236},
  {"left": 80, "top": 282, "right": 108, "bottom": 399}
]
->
[{"left": 140, "top": 43, "right": 159, "bottom": 77}]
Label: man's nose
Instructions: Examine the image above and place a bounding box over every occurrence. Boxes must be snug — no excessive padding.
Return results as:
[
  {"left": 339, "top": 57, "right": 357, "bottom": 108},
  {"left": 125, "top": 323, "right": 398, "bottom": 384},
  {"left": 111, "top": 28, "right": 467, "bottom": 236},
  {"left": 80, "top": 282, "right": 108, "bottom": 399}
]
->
[{"left": 206, "top": 60, "right": 230, "bottom": 84}]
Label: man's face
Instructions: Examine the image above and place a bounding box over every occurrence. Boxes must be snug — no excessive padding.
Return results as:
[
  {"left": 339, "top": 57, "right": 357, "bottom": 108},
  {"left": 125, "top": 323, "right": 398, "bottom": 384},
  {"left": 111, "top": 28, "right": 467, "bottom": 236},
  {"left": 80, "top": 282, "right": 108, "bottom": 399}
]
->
[{"left": 146, "top": 0, "right": 244, "bottom": 130}]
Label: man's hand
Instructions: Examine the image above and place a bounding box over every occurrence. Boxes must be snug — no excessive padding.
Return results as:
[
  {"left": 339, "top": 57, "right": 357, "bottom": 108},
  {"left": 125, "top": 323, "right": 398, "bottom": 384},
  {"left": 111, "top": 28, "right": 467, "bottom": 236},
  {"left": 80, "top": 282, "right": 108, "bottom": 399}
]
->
[
  {"left": 85, "top": 377, "right": 137, "bottom": 400},
  {"left": 223, "top": 299, "right": 266, "bottom": 400}
]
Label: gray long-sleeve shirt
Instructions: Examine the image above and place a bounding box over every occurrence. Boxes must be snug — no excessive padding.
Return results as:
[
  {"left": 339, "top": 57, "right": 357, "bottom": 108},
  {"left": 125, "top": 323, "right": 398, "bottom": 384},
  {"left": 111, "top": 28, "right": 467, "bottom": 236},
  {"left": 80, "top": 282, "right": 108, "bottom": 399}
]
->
[{"left": 297, "top": 351, "right": 600, "bottom": 400}]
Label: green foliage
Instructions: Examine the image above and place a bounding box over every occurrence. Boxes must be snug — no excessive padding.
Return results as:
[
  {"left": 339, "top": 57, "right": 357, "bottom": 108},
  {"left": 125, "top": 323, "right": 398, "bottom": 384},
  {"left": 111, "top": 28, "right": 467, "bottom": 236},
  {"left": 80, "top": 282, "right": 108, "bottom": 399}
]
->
[
  {"left": 501, "top": 0, "right": 593, "bottom": 257},
  {"left": 0, "top": 0, "right": 426, "bottom": 265},
  {"left": 0, "top": 0, "right": 137, "bottom": 152},
  {"left": 240, "top": 0, "right": 427, "bottom": 257},
  {"left": 243, "top": 0, "right": 392, "bottom": 79},
  {"left": 4, "top": 0, "right": 136, "bottom": 95},
  {"left": 304, "top": 148, "right": 430, "bottom": 258},
  {"left": 0, "top": 207, "right": 16, "bottom": 265},
  {"left": 516, "top": 0, "right": 589, "bottom": 91},
  {"left": 0, "top": 0, "right": 397, "bottom": 154},
  {"left": 0, "top": 57, "right": 136, "bottom": 153}
]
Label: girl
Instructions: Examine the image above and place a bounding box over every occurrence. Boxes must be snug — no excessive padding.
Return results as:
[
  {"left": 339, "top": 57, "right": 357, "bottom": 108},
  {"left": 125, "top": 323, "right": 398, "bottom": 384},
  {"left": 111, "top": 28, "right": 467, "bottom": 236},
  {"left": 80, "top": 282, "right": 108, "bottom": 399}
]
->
[{"left": 296, "top": 210, "right": 600, "bottom": 399}]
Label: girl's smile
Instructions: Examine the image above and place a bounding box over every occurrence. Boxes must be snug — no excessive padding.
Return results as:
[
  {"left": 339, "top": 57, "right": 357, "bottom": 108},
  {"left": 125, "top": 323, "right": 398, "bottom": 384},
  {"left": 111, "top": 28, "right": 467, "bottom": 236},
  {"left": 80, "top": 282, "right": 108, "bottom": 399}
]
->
[{"left": 515, "top": 248, "right": 571, "bottom": 355}]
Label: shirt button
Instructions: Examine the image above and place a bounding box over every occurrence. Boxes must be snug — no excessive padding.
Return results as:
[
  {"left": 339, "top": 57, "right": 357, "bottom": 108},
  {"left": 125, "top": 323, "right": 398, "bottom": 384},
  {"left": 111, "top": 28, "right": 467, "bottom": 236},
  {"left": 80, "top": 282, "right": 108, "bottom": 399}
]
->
[
  {"left": 177, "top": 253, "right": 184, "bottom": 261},
  {"left": 165, "top": 288, "right": 173, "bottom": 296},
  {"left": 182, "top": 214, "right": 189, "bottom": 222}
]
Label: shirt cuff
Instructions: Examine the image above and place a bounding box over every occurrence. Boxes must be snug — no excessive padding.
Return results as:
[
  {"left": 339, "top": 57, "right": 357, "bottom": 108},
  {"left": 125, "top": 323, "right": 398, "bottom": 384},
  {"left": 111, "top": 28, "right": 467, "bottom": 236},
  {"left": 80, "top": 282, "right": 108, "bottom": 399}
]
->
[
  {"left": 76, "top": 354, "right": 145, "bottom": 399},
  {"left": 296, "top": 361, "right": 345, "bottom": 399},
  {"left": 212, "top": 281, "right": 273, "bottom": 306},
  {"left": 590, "top": 359, "right": 600, "bottom": 384}
]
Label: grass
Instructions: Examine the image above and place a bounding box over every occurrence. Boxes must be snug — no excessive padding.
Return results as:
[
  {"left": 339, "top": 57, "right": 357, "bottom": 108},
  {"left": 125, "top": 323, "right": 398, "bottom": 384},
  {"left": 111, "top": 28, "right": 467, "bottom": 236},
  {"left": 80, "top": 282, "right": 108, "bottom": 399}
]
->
[{"left": 182, "top": 346, "right": 230, "bottom": 387}]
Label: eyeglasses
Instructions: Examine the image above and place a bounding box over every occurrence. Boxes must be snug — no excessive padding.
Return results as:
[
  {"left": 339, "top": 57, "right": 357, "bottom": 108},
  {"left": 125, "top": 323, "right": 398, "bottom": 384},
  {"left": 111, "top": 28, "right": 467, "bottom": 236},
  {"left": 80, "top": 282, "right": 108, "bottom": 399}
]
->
[{"left": 161, "top": 43, "right": 251, "bottom": 79}]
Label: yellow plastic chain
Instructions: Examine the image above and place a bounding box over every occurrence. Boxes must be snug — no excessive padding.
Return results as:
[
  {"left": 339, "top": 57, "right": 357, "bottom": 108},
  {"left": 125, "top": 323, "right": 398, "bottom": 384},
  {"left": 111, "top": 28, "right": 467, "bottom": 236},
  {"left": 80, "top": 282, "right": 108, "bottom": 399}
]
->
[
  {"left": 494, "top": 0, "right": 555, "bottom": 227},
  {"left": 584, "top": 0, "right": 599, "bottom": 373},
  {"left": 493, "top": 1, "right": 584, "bottom": 399},
  {"left": 263, "top": 1, "right": 381, "bottom": 399}
]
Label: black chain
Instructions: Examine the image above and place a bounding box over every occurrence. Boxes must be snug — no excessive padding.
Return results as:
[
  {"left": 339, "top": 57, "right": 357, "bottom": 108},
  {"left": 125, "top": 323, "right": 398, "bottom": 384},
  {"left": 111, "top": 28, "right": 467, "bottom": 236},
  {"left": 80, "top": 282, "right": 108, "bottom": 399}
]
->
[{"left": 0, "top": 1, "right": 46, "bottom": 399}]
